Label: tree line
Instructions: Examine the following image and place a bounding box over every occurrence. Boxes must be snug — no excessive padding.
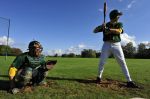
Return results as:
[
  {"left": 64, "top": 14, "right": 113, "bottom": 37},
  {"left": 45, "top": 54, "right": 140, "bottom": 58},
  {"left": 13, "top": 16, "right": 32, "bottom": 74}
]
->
[
  {"left": 0, "top": 42, "right": 150, "bottom": 59},
  {"left": 0, "top": 45, "right": 22, "bottom": 56},
  {"left": 57, "top": 42, "right": 150, "bottom": 59},
  {"left": 122, "top": 42, "right": 150, "bottom": 59}
]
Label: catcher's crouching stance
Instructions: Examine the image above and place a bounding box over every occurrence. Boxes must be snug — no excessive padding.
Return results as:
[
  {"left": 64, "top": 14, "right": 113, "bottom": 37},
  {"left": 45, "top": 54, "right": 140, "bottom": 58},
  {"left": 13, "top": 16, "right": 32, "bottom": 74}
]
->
[{"left": 8, "top": 41, "right": 57, "bottom": 94}]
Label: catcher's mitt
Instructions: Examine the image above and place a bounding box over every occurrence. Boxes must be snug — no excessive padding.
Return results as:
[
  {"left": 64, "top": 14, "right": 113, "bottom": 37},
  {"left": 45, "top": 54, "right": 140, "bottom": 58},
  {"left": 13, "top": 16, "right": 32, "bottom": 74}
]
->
[
  {"left": 46, "top": 60, "right": 57, "bottom": 70},
  {"left": 46, "top": 60, "right": 57, "bottom": 65}
]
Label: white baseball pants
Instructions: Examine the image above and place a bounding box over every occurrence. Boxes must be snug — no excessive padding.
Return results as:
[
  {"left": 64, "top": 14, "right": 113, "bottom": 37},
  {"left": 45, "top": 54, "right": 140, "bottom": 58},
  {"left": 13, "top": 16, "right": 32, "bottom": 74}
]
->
[{"left": 98, "top": 41, "right": 132, "bottom": 81}]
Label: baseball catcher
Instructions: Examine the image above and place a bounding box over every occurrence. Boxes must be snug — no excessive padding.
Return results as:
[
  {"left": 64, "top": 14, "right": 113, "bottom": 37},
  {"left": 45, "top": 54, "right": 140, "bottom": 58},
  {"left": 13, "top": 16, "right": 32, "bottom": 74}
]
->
[{"left": 8, "top": 40, "right": 57, "bottom": 94}]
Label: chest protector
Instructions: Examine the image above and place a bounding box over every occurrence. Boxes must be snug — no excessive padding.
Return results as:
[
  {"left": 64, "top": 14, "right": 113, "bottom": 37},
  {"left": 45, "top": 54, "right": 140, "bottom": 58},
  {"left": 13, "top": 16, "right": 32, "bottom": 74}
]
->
[{"left": 25, "top": 55, "right": 44, "bottom": 69}]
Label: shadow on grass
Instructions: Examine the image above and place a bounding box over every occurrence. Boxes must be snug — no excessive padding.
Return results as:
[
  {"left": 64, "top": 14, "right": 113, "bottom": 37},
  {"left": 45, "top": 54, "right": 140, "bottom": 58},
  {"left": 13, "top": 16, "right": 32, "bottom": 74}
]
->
[
  {"left": 46, "top": 77, "right": 124, "bottom": 85},
  {"left": 0, "top": 75, "right": 9, "bottom": 78},
  {"left": 0, "top": 75, "right": 143, "bottom": 92},
  {"left": 0, "top": 80, "right": 9, "bottom": 91},
  {"left": 46, "top": 76, "right": 97, "bottom": 84},
  {"left": 0, "top": 75, "right": 9, "bottom": 91}
]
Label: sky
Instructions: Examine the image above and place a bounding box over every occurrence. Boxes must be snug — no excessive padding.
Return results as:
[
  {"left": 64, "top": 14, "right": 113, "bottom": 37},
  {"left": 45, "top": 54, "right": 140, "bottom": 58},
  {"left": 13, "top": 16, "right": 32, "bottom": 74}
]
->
[{"left": 0, "top": 0, "right": 149, "bottom": 56}]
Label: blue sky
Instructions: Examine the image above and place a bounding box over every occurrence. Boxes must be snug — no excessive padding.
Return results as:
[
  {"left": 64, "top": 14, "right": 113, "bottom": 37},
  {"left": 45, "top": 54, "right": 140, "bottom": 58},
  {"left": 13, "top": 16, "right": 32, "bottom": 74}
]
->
[{"left": 0, "top": 0, "right": 149, "bottom": 55}]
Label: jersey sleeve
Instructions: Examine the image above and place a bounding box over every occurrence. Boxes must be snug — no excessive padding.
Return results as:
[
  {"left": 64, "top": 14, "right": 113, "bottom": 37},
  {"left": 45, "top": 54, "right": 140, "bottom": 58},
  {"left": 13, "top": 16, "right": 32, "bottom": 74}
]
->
[
  {"left": 11, "top": 55, "right": 25, "bottom": 69},
  {"left": 93, "top": 25, "right": 103, "bottom": 33},
  {"left": 117, "top": 22, "right": 124, "bottom": 33}
]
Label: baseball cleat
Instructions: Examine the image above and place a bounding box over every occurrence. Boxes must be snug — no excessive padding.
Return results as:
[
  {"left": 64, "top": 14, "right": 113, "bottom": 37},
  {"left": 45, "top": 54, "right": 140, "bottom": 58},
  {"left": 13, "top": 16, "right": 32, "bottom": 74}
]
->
[
  {"left": 96, "top": 77, "right": 101, "bottom": 84},
  {"left": 127, "top": 81, "right": 139, "bottom": 88}
]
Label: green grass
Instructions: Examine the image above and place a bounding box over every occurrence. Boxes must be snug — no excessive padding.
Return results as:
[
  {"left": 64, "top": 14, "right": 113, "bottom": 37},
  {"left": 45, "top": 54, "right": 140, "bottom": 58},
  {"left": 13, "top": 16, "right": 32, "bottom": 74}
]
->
[{"left": 0, "top": 56, "right": 150, "bottom": 99}]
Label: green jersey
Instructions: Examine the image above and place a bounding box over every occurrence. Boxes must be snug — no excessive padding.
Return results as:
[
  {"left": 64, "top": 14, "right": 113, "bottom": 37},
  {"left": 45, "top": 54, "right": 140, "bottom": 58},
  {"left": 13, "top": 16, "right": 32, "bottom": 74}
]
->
[
  {"left": 103, "top": 22, "right": 123, "bottom": 42},
  {"left": 94, "top": 22, "right": 123, "bottom": 42},
  {"left": 12, "top": 52, "right": 46, "bottom": 69}
]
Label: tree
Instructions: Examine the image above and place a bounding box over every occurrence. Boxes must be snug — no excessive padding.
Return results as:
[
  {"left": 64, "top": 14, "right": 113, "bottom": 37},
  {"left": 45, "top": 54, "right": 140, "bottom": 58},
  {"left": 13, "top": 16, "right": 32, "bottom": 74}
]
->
[
  {"left": 68, "top": 53, "right": 76, "bottom": 57},
  {"left": 96, "top": 51, "right": 101, "bottom": 58},
  {"left": 136, "top": 43, "right": 150, "bottom": 58},
  {"left": 54, "top": 54, "right": 58, "bottom": 57},
  {"left": 136, "top": 43, "right": 146, "bottom": 58},
  {"left": 122, "top": 42, "right": 136, "bottom": 58},
  {"left": 61, "top": 54, "right": 67, "bottom": 57},
  {"left": 0, "top": 45, "right": 11, "bottom": 56},
  {"left": 10, "top": 48, "right": 22, "bottom": 56},
  {"left": 138, "top": 43, "right": 146, "bottom": 53},
  {"left": 0, "top": 45, "right": 22, "bottom": 56},
  {"left": 81, "top": 49, "right": 96, "bottom": 58}
]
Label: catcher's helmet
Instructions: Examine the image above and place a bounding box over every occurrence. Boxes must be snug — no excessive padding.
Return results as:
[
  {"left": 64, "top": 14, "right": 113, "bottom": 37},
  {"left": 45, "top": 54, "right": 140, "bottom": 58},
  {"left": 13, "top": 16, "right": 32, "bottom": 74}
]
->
[
  {"left": 109, "top": 9, "right": 123, "bottom": 19},
  {"left": 28, "top": 40, "right": 43, "bottom": 51}
]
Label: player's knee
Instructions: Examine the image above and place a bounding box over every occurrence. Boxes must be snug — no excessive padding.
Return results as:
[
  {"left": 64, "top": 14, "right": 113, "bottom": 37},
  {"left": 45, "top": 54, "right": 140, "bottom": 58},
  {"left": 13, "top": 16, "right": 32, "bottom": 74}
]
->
[{"left": 17, "top": 67, "right": 32, "bottom": 82}]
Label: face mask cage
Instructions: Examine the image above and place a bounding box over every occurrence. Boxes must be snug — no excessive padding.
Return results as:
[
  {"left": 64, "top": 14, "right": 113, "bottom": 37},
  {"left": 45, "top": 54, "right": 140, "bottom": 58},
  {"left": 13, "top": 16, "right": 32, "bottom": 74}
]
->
[
  {"left": 33, "top": 47, "right": 43, "bottom": 52},
  {"left": 29, "top": 46, "right": 43, "bottom": 52},
  {"left": 28, "top": 41, "right": 43, "bottom": 53}
]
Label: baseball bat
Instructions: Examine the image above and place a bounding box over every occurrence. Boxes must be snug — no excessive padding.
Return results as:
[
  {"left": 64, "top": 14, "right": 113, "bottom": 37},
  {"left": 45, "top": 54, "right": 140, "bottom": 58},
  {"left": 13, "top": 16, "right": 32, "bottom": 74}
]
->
[{"left": 103, "top": 1, "right": 107, "bottom": 24}]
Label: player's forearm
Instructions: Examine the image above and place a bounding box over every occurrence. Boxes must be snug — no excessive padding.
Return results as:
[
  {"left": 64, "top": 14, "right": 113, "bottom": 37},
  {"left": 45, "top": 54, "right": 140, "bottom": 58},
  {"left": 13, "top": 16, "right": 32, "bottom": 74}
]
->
[
  {"left": 109, "top": 28, "right": 122, "bottom": 34},
  {"left": 93, "top": 25, "right": 103, "bottom": 33}
]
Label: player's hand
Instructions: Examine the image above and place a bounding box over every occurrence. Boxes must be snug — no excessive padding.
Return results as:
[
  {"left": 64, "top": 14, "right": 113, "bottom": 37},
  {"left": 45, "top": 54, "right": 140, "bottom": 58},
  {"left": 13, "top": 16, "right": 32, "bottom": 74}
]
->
[
  {"left": 103, "top": 25, "right": 110, "bottom": 35},
  {"left": 102, "top": 23, "right": 106, "bottom": 31}
]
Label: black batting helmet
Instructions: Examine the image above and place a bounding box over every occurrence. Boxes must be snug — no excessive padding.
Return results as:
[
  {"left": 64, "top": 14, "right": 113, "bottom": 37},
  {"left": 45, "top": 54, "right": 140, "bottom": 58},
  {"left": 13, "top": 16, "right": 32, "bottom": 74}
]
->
[{"left": 109, "top": 9, "right": 123, "bottom": 19}]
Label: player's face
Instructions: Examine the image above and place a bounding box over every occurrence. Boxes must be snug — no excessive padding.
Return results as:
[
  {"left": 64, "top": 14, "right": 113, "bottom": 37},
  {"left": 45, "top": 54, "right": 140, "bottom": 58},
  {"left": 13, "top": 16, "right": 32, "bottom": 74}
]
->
[
  {"left": 111, "top": 16, "right": 120, "bottom": 22},
  {"left": 34, "top": 47, "right": 42, "bottom": 57},
  {"left": 30, "top": 44, "right": 42, "bottom": 57}
]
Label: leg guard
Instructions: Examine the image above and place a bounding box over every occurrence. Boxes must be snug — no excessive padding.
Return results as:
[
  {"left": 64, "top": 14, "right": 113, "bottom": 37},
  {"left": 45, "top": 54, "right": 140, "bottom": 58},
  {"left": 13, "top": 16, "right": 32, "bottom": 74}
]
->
[{"left": 15, "top": 67, "right": 33, "bottom": 87}]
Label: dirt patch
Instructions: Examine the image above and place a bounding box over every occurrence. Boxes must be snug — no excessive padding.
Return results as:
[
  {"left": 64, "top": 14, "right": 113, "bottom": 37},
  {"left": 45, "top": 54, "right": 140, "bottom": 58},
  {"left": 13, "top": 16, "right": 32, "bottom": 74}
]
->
[
  {"left": 22, "top": 86, "right": 34, "bottom": 93},
  {"left": 96, "top": 78, "right": 127, "bottom": 91},
  {"left": 46, "top": 77, "right": 142, "bottom": 90},
  {"left": 95, "top": 78, "right": 144, "bottom": 91}
]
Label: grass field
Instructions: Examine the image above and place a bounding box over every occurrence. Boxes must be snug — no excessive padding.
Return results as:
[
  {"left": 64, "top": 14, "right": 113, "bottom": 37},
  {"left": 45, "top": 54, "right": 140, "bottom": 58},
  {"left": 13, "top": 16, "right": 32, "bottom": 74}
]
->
[{"left": 0, "top": 56, "right": 150, "bottom": 99}]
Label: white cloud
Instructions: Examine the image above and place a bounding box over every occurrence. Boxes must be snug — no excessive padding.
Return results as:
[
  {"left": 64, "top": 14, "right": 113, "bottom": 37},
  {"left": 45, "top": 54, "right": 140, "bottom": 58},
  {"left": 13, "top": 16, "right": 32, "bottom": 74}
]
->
[
  {"left": 0, "top": 36, "right": 14, "bottom": 45},
  {"left": 121, "top": 33, "right": 136, "bottom": 46},
  {"left": 65, "top": 43, "right": 86, "bottom": 55},
  {"left": 78, "top": 44, "right": 86, "bottom": 49},
  {"left": 141, "top": 41, "right": 150, "bottom": 48},
  {"left": 47, "top": 49, "right": 63, "bottom": 56},
  {"left": 47, "top": 43, "right": 86, "bottom": 56},
  {"left": 126, "top": 0, "right": 136, "bottom": 10}
]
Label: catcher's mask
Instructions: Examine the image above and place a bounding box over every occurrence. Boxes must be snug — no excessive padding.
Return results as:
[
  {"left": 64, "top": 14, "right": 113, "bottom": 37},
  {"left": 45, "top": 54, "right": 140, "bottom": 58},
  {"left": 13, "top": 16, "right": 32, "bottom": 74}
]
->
[{"left": 28, "top": 40, "right": 43, "bottom": 57}]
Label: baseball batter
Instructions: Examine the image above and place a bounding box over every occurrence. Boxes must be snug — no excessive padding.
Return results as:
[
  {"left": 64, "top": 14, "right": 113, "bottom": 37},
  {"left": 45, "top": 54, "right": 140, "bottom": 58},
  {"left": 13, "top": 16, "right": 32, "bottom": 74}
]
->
[{"left": 93, "top": 9, "right": 138, "bottom": 88}]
